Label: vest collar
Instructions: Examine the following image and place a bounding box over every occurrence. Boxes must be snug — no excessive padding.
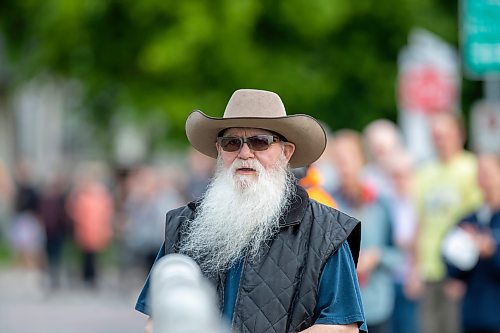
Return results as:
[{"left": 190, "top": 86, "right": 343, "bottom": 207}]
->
[
  {"left": 187, "top": 184, "right": 309, "bottom": 228},
  {"left": 279, "top": 184, "right": 309, "bottom": 227}
]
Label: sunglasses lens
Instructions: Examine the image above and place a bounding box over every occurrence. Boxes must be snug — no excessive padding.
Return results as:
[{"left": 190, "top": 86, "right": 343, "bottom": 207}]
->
[
  {"left": 219, "top": 135, "right": 277, "bottom": 152},
  {"left": 247, "top": 136, "right": 271, "bottom": 151},
  {"left": 219, "top": 137, "right": 242, "bottom": 152}
]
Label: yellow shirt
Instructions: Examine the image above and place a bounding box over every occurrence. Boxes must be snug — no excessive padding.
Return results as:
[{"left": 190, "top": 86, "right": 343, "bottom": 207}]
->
[{"left": 414, "top": 151, "right": 482, "bottom": 281}]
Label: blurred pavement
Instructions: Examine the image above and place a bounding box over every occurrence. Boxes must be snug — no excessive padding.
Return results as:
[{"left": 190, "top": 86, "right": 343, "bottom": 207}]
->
[{"left": 0, "top": 266, "right": 148, "bottom": 333}]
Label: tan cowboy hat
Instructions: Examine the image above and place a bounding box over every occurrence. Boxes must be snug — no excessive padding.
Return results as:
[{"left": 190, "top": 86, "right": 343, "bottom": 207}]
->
[{"left": 185, "top": 89, "right": 327, "bottom": 168}]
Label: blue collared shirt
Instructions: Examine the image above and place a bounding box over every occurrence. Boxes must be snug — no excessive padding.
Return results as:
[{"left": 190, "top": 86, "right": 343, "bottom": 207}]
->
[{"left": 136, "top": 241, "right": 367, "bottom": 332}]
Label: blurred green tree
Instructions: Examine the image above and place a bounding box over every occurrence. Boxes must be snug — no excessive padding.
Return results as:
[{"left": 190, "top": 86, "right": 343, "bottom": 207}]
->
[{"left": 0, "top": 0, "right": 478, "bottom": 149}]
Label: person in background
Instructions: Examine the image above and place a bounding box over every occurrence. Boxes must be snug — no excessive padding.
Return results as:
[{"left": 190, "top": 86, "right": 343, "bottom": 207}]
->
[
  {"left": 330, "top": 129, "right": 402, "bottom": 333},
  {"left": 294, "top": 165, "right": 337, "bottom": 208},
  {"left": 363, "top": 120, "right": 421, "bottom": 333},
  {"left": 67, "top": 163, "right": 114, "bottom": 288},
  {"left": 136, "top": 89, "right": 367, "bottom": 333},
  {"left": 9, "top": 159, "right": 44, "bottom": 269},
  {"left": 0, "top": 161, "right": 13, "bottom": 241},
  {"left": 120, "top": 165, "right": 184, "bottom": 275},
  {"left": 385, "top": 153, "right": 421, "bottom": 333},
  {"left": 445, "top": 153, "right": 500, "bottom": 333},
  {"left": 362, "top": 119, "right": 405, "bottom": 199},
  {"left": 414, "top": 112, "right": 482, "bottom": 333},
  {"left": 39, "top": 173, "right": 70, "bottom": 290}
]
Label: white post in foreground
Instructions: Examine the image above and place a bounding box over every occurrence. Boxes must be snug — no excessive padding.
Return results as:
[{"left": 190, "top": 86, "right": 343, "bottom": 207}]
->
[{"left": 150, "top": 254, "right": 229, "bottom": 333}]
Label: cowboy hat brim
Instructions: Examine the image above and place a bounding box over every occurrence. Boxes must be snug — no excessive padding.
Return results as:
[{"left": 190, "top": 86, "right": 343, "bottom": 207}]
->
[{"left": 185, "top": 110, "right": 327, "bottom": 168}]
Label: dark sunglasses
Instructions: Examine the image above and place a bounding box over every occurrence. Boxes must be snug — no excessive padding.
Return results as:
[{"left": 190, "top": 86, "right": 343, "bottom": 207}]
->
[{"left": 217, "top": 135, "right": 282, "bottom": 152}]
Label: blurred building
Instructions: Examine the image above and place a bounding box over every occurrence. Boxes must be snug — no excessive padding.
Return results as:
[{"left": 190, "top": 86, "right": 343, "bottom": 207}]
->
[{"left": 1, "top": 73, "right": 108, "bottom": 184}]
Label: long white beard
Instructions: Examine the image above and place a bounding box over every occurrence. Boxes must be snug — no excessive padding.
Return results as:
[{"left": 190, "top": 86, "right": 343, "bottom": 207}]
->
[{"left": 178, "top": 153, "right": 295, "bottom": 274}]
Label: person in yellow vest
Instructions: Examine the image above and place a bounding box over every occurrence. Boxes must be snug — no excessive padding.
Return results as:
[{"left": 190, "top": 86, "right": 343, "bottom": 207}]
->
[{"left": 296, "top": 165, "right": 337, "bottom": 208}]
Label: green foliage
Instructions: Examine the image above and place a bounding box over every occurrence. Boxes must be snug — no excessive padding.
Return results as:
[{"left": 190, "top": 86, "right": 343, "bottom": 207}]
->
[{"left": 0, "top": 0, "right": 479, "bottom": 148}]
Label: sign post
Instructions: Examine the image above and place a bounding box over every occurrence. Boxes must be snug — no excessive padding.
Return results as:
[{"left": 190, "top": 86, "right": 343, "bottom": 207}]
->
[
  {"left": 471, "top": 100, "right": 500, "bottom": 154},
  {"left": 462, "top": 0, "right": 500, "bottom": 154},
  {"left": 461, "top": 0, "right": 500, "bottom": 79},
  {"left": 397, "top": 29, "right": 460, "bottom": 164}
]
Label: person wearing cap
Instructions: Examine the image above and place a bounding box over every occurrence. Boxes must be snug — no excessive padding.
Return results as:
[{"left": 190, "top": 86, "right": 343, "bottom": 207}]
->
[{"left": 135, "top": 89, "right": 367, "bottom": 333}]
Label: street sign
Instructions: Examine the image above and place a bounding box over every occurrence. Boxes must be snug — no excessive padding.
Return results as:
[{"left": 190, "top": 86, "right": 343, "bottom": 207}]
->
[
  {"left": 398, "top": 66, "right": 457, "bottom": 114},
  {"left": 462, "top": 0, "right": 500, "bottom": 78},
  {"left": 398, "top": 29, "right": 460, "bottom": 164}
]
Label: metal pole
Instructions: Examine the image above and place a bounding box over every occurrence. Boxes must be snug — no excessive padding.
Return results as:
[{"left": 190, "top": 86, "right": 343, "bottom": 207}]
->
[{"left": 484, "top": 78, "right": 500, "bottom": 101}]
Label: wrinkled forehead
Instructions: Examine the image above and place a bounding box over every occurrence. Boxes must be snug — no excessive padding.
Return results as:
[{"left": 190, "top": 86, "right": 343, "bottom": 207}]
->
[{"left": 220, "top": 127, "right": 276, "bottom": 137}]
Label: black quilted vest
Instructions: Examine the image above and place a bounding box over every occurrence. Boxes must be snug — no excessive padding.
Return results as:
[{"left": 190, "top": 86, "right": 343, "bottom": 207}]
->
[{"left": 163, "top": 185, "right": 361, "bottom": 333}]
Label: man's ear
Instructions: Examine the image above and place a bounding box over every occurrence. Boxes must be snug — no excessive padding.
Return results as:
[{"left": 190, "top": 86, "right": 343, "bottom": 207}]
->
[{"left": 283, "top": 142, "right": 296, "bottom": 163}]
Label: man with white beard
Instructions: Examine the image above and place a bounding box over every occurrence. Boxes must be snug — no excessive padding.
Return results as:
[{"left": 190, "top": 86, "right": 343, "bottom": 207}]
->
[{"left": 136, "top": 89, "right": 367, "bottom": 333}]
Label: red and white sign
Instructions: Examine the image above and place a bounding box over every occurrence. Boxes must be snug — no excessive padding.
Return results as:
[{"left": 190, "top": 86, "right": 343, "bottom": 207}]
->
[
  {"left": 397, "top": 29, "right": 461, "bottom": 163},
  {"left": 398, "top": 66, "right": 458, "bottom": 114}
]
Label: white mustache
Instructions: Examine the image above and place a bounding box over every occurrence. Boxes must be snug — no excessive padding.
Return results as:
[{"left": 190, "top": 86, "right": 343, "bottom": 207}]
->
[{"left": 231, "top": 159, "right": 263, "bottom": 173}]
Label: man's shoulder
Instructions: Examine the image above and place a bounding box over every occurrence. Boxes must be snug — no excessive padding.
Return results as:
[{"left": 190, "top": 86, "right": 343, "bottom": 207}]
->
[
  {"left": 165, "top": 204, "right": 195, "bottom": 221},
  {"left": 306, "top": 199, "right": 362, "bottom": 266},
  {"left": 306, "top": 199, "right": 361, "bottom": 240},
  {"left": 163, "top": 204, "right": 194, "bottom": 253}
]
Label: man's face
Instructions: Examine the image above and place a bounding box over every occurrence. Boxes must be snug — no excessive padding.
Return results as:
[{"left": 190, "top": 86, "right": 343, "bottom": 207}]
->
[
  {"left": 180, "top": 127, "right": 296, "bottom": 273},
  {"left": 217, "top": 127, "right": 295, "bottom": 177},
  {"left": 367, "top": 129, "right": 400, "bottom": 164},
  {"left": 332, "top": 137, "right": 364, "bottom": 182},
  {"left": 430, "top": 113, "right": 462, "bottom": 158}
]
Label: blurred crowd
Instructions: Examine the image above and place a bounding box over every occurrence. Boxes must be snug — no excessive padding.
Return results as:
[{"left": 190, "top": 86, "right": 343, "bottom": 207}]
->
[
  {"left": 0, "top": 111, "right": 499, "bottom": 333},
  {"left": 0, "top": 149, "right": 215, "bottom": 292}
]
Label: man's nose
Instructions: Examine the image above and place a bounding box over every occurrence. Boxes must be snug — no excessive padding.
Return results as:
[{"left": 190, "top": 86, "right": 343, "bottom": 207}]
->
[{"left": 237, "top": 142, "right": 254, "bottom": 159}]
